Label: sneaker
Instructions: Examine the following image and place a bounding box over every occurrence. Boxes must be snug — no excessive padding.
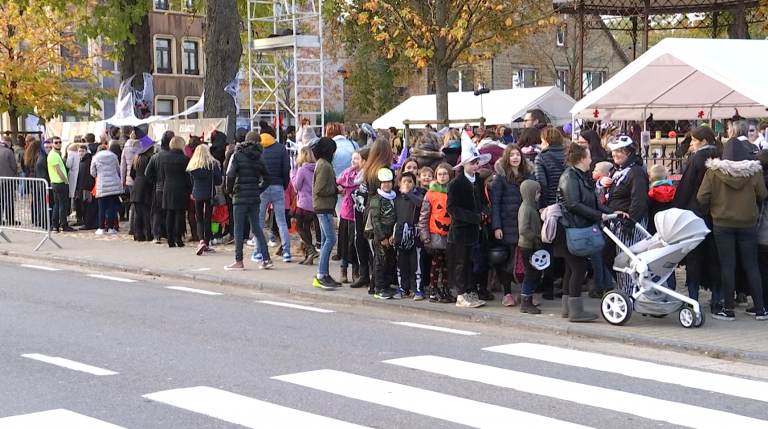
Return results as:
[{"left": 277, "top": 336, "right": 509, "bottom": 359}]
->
[
  {"left": 392, "top": 289, "right": 405, "bottom": 299},
  {"left": 456, "top": 293, "right": 485, "bottom": 308},
  {"left": 282, "top": 253, "right": 291, "bottom": 263},
  {"left": 224, "top": 261, "right": 244, "bottom": 271},
  {"left": 326, "top": 275, "right": 342, "bottom": 287},
  {"left": 247, "top": 238, "right": 255, "bottom": 246},
  {"left": 374, "top": 288, "right": 395, "bottom": 299},
  {"left": 152, "top": 237, "right": 161, "bottom": 244},
  {"left": 224, "top": 235, "right": 235, "bottom": 245},
  {"left": 315, "top": 243, "right": 321, "bottom": 251},
  {"left": 260, "top": 260, "right": 274, "bottom": 270},
  {"left": 756, "top": 309, "right": 768, "bottom": 321},
  {"left": 95, "top": 229, "right": 105, "bottom": 235},
  {"left": 203, "top": 246, "right": 216, "bottom": 254},
  {"left": 61, "top": 226, "right": 76, "bottom": 232},
  {"left": 211, "top": 238, "right": 219, "bottom": 245},
  {"left": 710, "top": 302, "right": 723, "bottom": 314},
  {"left": 746, "top": 307, "right": 759, "bottom": 316},
  {"left": 438, "top": 295, "right": 454, "bottom": 304},
  {"left": 196, "top": 241, "right": 206, "bottom": 256},
  {"left": 712, "top": 308, "right": 736, "bottom": 321},
  {"left": 268, "top": 239, "right": 278, "bottom": 248},
  {"left": 313, "top": 276, "right": 340, "bottom": 290},
  {"left": 413, "top": 291, "right": 425, "bottom": 301},
  {"left": 476, "top": 290, "right": 495, "bottom": 301},
  {"left": 251, "top": 253, "right": 263, "bottom": 262},
  {"left": 736, "top": 293, "right": 749, "bottom": 307},
  {"left": 502, "top": 294, "right": 516, "bottom": 307}
]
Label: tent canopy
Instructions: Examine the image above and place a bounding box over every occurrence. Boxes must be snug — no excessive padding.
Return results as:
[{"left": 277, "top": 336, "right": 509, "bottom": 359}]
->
[
  {"left": 372, "top": 86, "right": 576, "bottom": 129},
  {"left": 571, "top": 38, "right": 768, "bottom": 121}
]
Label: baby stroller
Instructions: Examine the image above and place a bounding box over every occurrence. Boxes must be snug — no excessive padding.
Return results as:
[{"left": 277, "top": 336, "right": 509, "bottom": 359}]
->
[{"left": 600, "top": 208, "right": 709, "bottom": 328}]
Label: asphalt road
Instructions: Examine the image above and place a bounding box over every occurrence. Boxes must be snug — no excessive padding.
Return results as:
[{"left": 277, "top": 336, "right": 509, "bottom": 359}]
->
[{"left": 1, "top": 258, "right": 768, "bottom": 429}]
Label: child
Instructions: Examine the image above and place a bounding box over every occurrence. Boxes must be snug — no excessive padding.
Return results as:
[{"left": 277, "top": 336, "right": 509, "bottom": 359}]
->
[
  {"left": 415, "top": 165, "right": 434, "bottom": 295},
  {"left": 517, "top": 180, "right": 543, "bottom": 314},
  {"left": 336, "top": 150, "right": 363, "bottom": 283},
  {"left": 648, "top": 164, "right": 677, "bottom": 290},
  {"left": 416, "top": 166, "right": 434, "bottom": 197},
  {"left": 402, "top": 157, "right": 419, "bottom": 177},
  {"left": 293, "top": 147, "right": 318, "bottom": 265},
  {"left": 311, "top": 137, "right": 340, "bottom": 289},
  {"left": 592, "top": 161, "right": 613, "bottom": 204},
  {"left": 589, "top": 160, "right": 616, "bottom": 298},
  {"left": 419, "top": 163, "right": 454, "bottom": 303},
  {"left": 369, "top": 167, "right": 397, "bottom": 299},
  {"left": 393, "top": 171, "right": 424, "bottom": 299}
]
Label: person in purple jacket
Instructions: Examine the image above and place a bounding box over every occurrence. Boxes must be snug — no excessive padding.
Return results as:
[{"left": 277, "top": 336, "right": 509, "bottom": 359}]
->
[{"left": 292, "top": 147, "right": 318, "bottom": 265}]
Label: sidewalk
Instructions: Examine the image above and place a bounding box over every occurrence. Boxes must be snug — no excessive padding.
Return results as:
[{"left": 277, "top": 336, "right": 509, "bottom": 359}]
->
[{"left": 2, "top": 228, "right": 767, "bottom": 364}]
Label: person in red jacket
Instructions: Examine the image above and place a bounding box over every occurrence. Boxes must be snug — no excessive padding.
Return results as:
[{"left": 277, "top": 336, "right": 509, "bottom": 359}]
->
[{"left": 647, "top": 164, "right": 676, "bottom": 235}]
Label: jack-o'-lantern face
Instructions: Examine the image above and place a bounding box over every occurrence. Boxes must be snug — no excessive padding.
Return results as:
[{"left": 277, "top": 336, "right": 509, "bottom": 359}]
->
[{"left": 431, "top": 202, "right": 451, "bottom": 232}]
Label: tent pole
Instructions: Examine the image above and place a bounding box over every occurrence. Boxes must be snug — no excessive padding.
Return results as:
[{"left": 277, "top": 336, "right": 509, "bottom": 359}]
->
[
  {"left": 642, "top": 109, "right": 647, "bottom": 132},
  {"left": 404, "top": 123, "right": 411, "bottom": 149},
  {"left": 571, "top": 114, "right": 576, "bottom": 142}
]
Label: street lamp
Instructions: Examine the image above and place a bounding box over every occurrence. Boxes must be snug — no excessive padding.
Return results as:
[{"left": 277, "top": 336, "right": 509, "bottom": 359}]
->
[{"left": 474, "top": 83, "right": 490, "bottom": 127}]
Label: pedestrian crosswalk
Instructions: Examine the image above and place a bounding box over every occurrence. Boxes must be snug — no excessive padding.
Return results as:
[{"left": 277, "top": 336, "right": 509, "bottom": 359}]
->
[{"left": 4, "top": 343, "right": 768, "bottom": 429}]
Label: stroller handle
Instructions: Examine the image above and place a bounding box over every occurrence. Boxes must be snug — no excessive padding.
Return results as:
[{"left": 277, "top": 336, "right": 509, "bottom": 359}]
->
[{"left": 604, "top": 214, "right": 619, "bottom": 220}]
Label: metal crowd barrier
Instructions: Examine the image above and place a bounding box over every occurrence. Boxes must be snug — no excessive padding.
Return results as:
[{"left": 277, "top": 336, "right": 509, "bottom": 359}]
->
[{"left": 0, "top": 177, "right": 62, "bottom": 251}]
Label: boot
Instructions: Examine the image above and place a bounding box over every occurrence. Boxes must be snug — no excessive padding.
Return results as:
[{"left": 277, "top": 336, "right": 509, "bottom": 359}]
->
[
  {"left": 304, "top": 247, "right": 318, "bottom": 266},
  {"left": 352, "top": 265, "right": 360, "bottom": 283},
  {"left": 561, "top": 294, "right": 569, "bottom": 318},
  {"left": 568, "top": 297, "right": 598, "bottom": 322},
  {"left": 350, "top": 264, "right": 370, "bottom": 289},
  {"left": 340, "top": 266, "right": 349, "bottom": 284},
  {"left": 520, "top": 295, "right": 541, "bottom": 314},
  {"left": 298, "top": 250, "right": 310, "bottom": 265}
]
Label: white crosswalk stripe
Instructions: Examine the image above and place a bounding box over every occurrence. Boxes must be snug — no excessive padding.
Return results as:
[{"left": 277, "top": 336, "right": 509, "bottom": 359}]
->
[
  {"left": 484, "top": 343, "right": 768, "bottom": 403},
  {"left": 143, "top": 386, "right": 367, "bottom": 428},
  {"left": 0, "top": 409, "right": 127, "bottom": 429},
  {"left": 273, "top": 370, "right": 594, "bottom": 429},
  {"left": 384, "top": 355, "right": 766, "bottom": 429}
]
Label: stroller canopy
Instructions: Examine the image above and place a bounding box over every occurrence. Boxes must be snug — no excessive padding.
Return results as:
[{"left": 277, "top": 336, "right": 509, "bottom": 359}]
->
[{"left": 654, "top": 209, "right": 710, "bottom": 243}]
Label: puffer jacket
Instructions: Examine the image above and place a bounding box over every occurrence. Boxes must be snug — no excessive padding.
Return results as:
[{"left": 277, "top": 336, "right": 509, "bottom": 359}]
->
[
  {"left": 698, "top": 158, "right": 767, "bottom": 228},
  {"left": 227, "top": 141, "right": 271, "bottom": 205},
  {"left": 120, "top": 139, "right": 140, "bottom": 188},
  {"left": 418, "top": 183, "right": 450, "bottom": 249},
  {"left": 534, "top": 144, "right": 566, "bottom": 208},
  {"left": 557, "top": 166, "right": 612, "bottom": 229},
  {"left": 90, "top": 150, "right": 123, "bottom": 198},
  {"left": 293, "top": 163, "right": 315, "bottom": 212},
  {"left": 490, "top": 158, "right": 534, "bottom": 245},
  {"left": 412, "top": 142, "right": 446, "bottom": 172},
  {"left": 261, "top": 134, "right": 290, "bottom": 189}
]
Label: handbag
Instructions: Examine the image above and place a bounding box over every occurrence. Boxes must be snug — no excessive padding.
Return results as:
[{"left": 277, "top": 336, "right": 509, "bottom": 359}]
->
[{"left": 564, "top": 224, "right": 605, "bottom": 257}]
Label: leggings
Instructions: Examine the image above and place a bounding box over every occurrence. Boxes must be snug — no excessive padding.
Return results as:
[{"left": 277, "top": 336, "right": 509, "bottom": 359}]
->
[
  {"left": 564, "top": 251, "right": 590, "bottom": 297},
  {"left": 294, "top": 209, "right": 315, "bottom": 249},
  {"left": 194, "top": 199, "right": 213, "bottom": 245},
  {"left": 429, "top": 249, "right": 449, "bottom": 298},
  {"left": 339, "top": 218, "right": 357, "bottom": 268}
]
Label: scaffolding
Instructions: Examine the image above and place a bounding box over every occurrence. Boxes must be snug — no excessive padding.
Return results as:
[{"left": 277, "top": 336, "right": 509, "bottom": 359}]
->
[{"left": 247, "top": 0, "right": 325, "bottom": 136}]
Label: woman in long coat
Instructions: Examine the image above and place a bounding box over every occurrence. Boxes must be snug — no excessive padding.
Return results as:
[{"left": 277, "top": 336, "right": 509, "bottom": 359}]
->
[{"left": 158, "top": 136, "right": 191, "bottom": 247}]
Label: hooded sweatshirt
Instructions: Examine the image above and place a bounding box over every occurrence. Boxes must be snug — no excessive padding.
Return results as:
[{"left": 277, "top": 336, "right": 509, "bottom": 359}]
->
[
  {"left": 293, "top": 162, "right": 316, "bottom": 212},
  {"left": 647, "top": 179, "right": 676, "bottom": 234},
  {"left": 260, "top": 132, "right": 290, "bottom": 190},
  {"left": 312, "top": 137, "right": 338, "bottom": 214},
  {"left": 336, "top": 166, "right": 359, "bottom": 221},
  {"left": 697, "top": 139, "right": 767, "bottom": 228},
  {"left": 517, "top": 180, "right": 542, "bottom": 249}
]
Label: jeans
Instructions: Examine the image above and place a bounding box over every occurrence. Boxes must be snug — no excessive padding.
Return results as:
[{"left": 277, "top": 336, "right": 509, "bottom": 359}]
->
[
  {"left": 51, "top": 182, "right": 70, "bottom": 228},
  {"left": 317, "top": 213, "right": 336, "bottom": 276},
  {"left": 233, "top": 203, "right": 268, "bottom": 262},
  {"left": 591, "top": 251, "right": 614, "bottom": 291},
  {"left": 97, "top": 195, "right": 118, "bottom": 230},
  {"left": 713, "top": 225, "right": 764, "bottom": 311},
  {"left": 194, "top": 199, "right": 213, "bottom": 245},
  {"left": 258, "top": 185, "right": 291, "bottom": 257}
]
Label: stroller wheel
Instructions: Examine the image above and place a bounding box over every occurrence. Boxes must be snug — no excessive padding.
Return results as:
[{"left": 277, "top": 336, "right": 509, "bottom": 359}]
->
[
  {"left": 679, "top": 307, "right": 695, "bottom": 328},
  {"left": 601, "top": 290, "right": 632, "bottom": 326}
]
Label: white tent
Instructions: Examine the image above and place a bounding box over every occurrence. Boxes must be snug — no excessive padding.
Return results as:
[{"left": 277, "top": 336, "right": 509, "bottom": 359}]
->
[
  {"left": 571, "top": 38, "right": 768, "bottom": 121},
  {"left": 372, "top": 86, "right": 576, "bottom": 129}
]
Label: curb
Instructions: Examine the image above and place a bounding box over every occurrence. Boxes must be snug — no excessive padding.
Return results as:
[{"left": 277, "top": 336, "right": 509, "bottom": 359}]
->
[{"left": 4, "top": 249, "right": 768, "bottom": 366}]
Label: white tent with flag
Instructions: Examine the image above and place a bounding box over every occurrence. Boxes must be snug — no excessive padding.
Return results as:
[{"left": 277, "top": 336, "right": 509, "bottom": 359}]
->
[
  {"left": 571, "top": 38, "right": 768, "bottom": 121},
  {"left": 372, "top": 86, "right": 576, "bottom": 129}
]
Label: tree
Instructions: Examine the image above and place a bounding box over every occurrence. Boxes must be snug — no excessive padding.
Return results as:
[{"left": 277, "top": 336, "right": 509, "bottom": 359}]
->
[
  {"left": 327, "top": 0, "right": 553, "bottom": 125},
  {"left": 205, "top": 0, "right": 243, "bottom": 139}
]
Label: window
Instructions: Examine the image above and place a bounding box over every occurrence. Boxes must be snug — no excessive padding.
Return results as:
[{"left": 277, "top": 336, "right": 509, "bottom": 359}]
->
[
  {"left": 556, "top": 25, "right": 566, "bottom": 47},
  {"left": 512, "top": 68, "right": 537, "bottom": 88},
  {"left": 182, "top": 41, "right": 200, "bottom": 75},
  {"left": 156, "top": 98, "right": 175, "bottom": 116},
  {"left": 582, "top": 71, "right": 606, "bottom": 95},
  {"left": 155, "top": 0, "right": 169, "bottom": 10},
  {"left": 155, "top": 38, "right": 172, "bottom": 74},
  {"left": 556, "top": 69, "right": 568, "bottom": 93},
  {"left": 447, "top": 69, "right": 475, "bottom": 92},
  {"left": 185, "top": 98, "right": 200, "bottom": 119}
]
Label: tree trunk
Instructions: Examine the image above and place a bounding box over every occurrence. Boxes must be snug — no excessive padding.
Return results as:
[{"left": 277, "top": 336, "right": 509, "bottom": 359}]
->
[
  {"left": 433, "top": 0, "right": 449, "bottom": 126},
  {"left": 118, "top": 0, "right": 152, "bottom": 92},
  {"left": 8, "top": 108, "right": 19, "bottom": 139},
  {"left": 205, "top": 0, "right": 243, "bottom": 140},
  {"left": 434, "top": 64, "right": 450, "bottom": 127}
]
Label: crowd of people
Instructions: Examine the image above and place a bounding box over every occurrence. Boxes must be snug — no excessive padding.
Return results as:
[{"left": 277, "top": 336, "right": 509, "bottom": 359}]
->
[{"left": 2, "top": 113, "right": 768, "bottom": 323}]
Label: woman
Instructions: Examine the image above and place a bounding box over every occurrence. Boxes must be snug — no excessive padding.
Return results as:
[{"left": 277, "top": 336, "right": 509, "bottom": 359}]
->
[
  {"left": 579, "top": 130, "right": 608, "bottom": 171},
  {"left": 187, "top": 144, "right": 222, "bottom": 255},
  {"left": 477, "top": 130, "right": 506, "bottom": 172},
  {"left": 158, "top": 136, "right": 192, "bottom": 248},
  {"left": 90, "top": 146, "right": 123, "bottom": 235},
  {"left": 491, "top": 144, "right": 534, "bottom": 306},
  {"left": 412, "top": 132, "right": 446, "bottom": 172},
  {"left": 674, "top": 126, "right": 721, "bottom": 304},
  {"left": 698, "top": 137, "right": 768, "bottom": 321},
  {"left": 130, "top": 144, "right": 154, "bottom": 241},
  {"left": 311, "top": 137, "right": 339, "bottom": 289},
  {"left": 603, "top": 136, "right": 649, "bottom": 295},
  {"left": 556, "top": 144, "right": 622, "bottom": 322},
  {"left": 23, "top": 140, "right": 46, "bottom": 227},
  {"left": 441, "top": 130, "right": 462, "bottom": 167},
  {"left": 534, "top": 128, "right": 566, "bottom": 209},
  {"left": 120, "top": 134, "right": 140, "bottom": 233},
  {"left": 293, "top": 147, "right": 319, "bottom": 265},
  {"left": 518, "top": 127, "right": 541, "bottom": 163}
]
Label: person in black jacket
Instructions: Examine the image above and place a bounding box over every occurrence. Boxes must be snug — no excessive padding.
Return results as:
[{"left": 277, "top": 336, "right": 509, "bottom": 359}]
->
[
  {"left": 157, "top": 137, "right": 191, "bottom": 248},
  {"left": 73, "top": 145, "right": 99, "bottom": 231},
  {"left": 224, "top": 132, "right": 272, "bottom": 271},
  {"left": 447, "top": 144, "right": 492, "bottom": 309},
  {"left": 556, "top": 144, "right": 622, "bottom": 322},
  {"left": 257, "top": 122, "right": 292, "bottom": 262},
  {"left": 369, "top": 167, "right": 398, "bottom": 299},
  {"left": 130, "top": 144, "right": 154, "bottom": 241},
  {"left": 578, "top": 129, "right": 609, "bottom": 172},
  {"left": 673, "top": 126, "right": 722, "bottom": 306},
  {"left": 534, "top": 128, "right": 566, "bottom": 209},
  {"left": 187, "top": 144, "right": 223, "bottom": 255},
  {"left": 393, "top": 172, "right": 424, "bottom": 299},
  {"left": 145, "top": 131, "right": 175, "bottom": 243}
]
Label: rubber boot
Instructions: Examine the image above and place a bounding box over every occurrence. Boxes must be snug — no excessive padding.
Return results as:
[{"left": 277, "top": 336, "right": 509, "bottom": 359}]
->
[
  {"left": 350, "top": 263, "right": 370, "bottom": 289},
  {"left": 561, "top": 294, "right": 569, "bottom": 318},
  {"left": 340, "top": 265, "right": 349, "bottom": 284},
  {"left": 520, "top": 295, "right": 542, "bottom": 314},
  {"left": 568, "top": 297, "right": 598, "bottom": 322}
]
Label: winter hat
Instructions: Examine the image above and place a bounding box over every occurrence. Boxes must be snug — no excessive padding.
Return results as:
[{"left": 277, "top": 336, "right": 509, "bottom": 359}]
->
[
  {"left": 377, "top": 167, "right": 394, "bottom": 182},
  {"left": 608, "top": 135, "right": 634, "bottom": 151},
  {"left": 722, "top": 138, "right": 752, "bottom": 162},
  {"left": 563, "top": 123, "right": 573, "bottom": 136},
  {"left": 453, "top": 129, "right": 491, "bottom": 171},
  {"left": 311, "top": 137, "right": 337, "bottom": 163}
]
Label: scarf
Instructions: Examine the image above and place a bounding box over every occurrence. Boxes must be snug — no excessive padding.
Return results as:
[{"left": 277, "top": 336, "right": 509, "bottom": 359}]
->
[
  {"left": 464, "top": 172, "right": 476, "bottom": 183},
  {"left": 377, "top": 189, "right": 396, "bottom": 200},
  {"left": 650, "top": 179, "right": 672, "bottom": 189},
  {"left": 428, "top": 183, "right": 448, "bottom": 193},
  {"left": 611, "top": 155, "right": 641, "bottom": 189}
]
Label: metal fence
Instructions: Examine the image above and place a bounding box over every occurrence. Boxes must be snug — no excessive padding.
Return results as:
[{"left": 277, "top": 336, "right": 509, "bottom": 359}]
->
[{"left": 0, "top": 177, "right": 61, "bottom": 251}]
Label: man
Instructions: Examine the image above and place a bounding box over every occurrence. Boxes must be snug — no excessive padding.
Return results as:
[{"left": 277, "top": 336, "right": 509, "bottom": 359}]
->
[
  {"left": 758, "top": 122, "right": 768, "bottom": 150},
  {"left": 47, "top": 137, "right": 74, "bottom": 232},
  {"left": 119, "top": 126, "right": 132, "bottom": 149},
  {"left": 729, "top": 119, "right": 756, "bottom": 156},
  {"left": 389, "top": 127, "right": 403, "bottom": 155},
  {"left": 255, "top": 122, "right": 292, "bottom": 262},
  {"left": 0, "top": 136, "right": 18, "bottom": 226},
  {"left": 84, "top": 133, "right": 99, "bottom": 154},
  {"left": 522, "top": 109, "right": 549, "bottom": 130}
]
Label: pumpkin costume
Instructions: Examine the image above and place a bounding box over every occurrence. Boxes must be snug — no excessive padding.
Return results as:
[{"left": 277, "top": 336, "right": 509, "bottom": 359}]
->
[{"left": 418, "top": 183, "right": 452, "bottom": 301}]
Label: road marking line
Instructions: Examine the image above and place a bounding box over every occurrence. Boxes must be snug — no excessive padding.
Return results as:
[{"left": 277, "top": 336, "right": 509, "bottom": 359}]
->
[
  {"left": 22, "top": 354, "right": 118, "bottom": 376},
  {"left": 256, "top": 300, "right": 334, "bottom": 313},
  {"left": 384, "top": 355, "right": 766, "bottom": 429},
  {"left": 87, "top": 274, "right": 137, "bottom": 283},
  {"left": 484, "top": 343, "right": 768, "bottom": 403},
  {"left": 274, "top": 370, "right": 593, "bottom": 429},
  {"left": 143, "top": 386, "right": 366, "bottom": 428},
  {"left": 0, "top": 409, "right": 127, "bottom": 429},
  {"left": 20, "top": 264, "right": 61, "bottom": 271},
  {"left": 390, "top": 321, "right": 479, "bottom": 336},
  {"left": 166, "top": 286, "right": 223, "bottom": 296}
]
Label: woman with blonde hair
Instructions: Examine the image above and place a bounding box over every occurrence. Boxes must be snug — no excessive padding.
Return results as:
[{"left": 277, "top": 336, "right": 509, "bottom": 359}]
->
[
  {"left": 442, "top": 129, "right": 462, "bottom": 167},
  {"left": 292, "top": 146, "right": 319, "bottom": 264},
  {"left": 187, "top": 144, "right": 222, "bottom": 255}
]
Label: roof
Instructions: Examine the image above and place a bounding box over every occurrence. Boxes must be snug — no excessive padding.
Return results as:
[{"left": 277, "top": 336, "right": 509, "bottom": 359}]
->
[
  {"left": 570, "top": 38, "right": 768, "bottom": 121},
  {"left": 553, "top": 0, "right": 760, "bottom": 15},
  {"left": 372, "top": 86, "right": 577, "bottom": 129}
]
